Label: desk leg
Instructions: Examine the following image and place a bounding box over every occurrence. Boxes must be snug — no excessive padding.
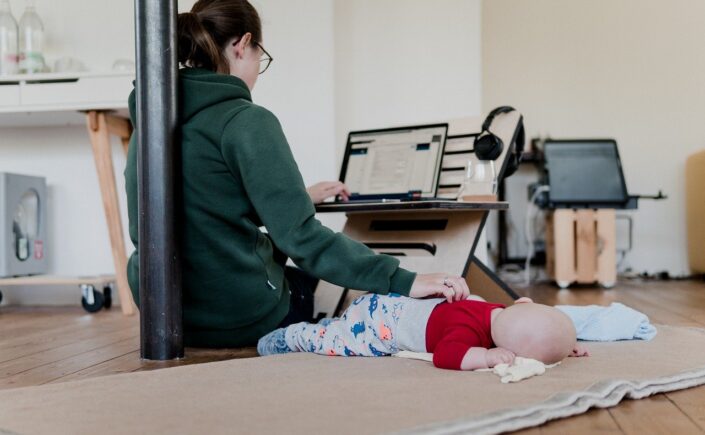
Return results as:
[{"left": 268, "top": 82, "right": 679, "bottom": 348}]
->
[
  {"left": 104, "top": 113, "right": 133, "bottom": 156},
  {"left": 465, "top": 255, "right": 519, "bottom": 306},
  {"left": 86, "top": 111, "right": 135, "bottom": 316},
  {"left": 313, "top": 210, "right": 520, "bottom": 316},
  {"left": 596, "top": 210, "right": 617, "bottom": 288}
]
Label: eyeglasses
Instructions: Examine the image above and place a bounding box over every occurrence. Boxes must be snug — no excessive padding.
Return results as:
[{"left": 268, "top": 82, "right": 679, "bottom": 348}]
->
[
  {"left": 231, "top": 38, "right": 274, "bottom": 75},
  {"left": 256, "top": 42, "right": 273, "bottom": 75}
]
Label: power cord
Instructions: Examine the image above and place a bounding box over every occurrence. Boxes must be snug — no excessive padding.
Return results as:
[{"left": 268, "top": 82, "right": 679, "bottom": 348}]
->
[{"left": 524, "top": 185, "right": 550, "bottom": 286}]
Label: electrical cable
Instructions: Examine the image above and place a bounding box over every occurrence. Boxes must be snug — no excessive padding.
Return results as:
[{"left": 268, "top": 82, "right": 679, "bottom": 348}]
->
[{"left": 524, "top": 185, "right": 550, "bottom": 286}]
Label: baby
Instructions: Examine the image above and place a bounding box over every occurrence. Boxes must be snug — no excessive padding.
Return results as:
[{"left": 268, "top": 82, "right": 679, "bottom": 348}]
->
[{"left": 258, "top": 293, "right": 589, "bottom": 370}]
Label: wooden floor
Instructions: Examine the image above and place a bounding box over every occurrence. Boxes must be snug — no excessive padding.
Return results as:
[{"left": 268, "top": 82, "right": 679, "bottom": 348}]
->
[{"left": 1, "top": 279, "right": 704, "bottom": 434}]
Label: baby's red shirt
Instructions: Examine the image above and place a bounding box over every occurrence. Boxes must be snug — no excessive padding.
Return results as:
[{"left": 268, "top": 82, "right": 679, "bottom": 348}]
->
[{"left": 425, "top": 300, "right": 505, "bottom": 370}]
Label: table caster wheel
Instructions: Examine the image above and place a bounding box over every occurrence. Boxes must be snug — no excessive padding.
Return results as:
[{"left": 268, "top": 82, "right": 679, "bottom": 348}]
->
[
  {"left": 600, "top": 282, "right": 616, "bottom": 289},
  {"left": 556, "top": 280, "right": 571, "bottom": 289},
  {"left": 102, "top": 284, "right": 113, "bottom": 309},
  {"left": 81, "top": 284, "right": 104, "bottom": 313}
]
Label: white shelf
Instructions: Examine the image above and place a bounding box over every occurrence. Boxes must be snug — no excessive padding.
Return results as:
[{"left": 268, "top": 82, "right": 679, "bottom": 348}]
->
[
  {"left": 0, "top": 71, "right": 134, "bottom": 127},
  {"left": 0, "top": 274, "right": 115, "bottom": 287},
  {"left": 0, "top": 70, "right": 132, "bottom": 82}
]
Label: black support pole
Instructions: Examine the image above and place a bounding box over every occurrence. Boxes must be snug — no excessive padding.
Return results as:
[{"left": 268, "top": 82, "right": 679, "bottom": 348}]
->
[{"left": 134, "top": 0, "right": 183, "bottom": 360}]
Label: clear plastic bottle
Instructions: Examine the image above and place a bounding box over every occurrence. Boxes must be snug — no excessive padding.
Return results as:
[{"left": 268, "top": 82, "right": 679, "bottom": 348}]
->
[
  {"left": 18, "top": 0, "right": 45, "bottom": 74},
  {"left": 0, "top": 0, "right": 19, "bottom": 76}
]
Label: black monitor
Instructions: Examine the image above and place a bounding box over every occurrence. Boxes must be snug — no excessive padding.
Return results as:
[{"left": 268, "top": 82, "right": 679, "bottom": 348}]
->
[{"left": 544, "top": 139, "right": 629, "bottom": 207}]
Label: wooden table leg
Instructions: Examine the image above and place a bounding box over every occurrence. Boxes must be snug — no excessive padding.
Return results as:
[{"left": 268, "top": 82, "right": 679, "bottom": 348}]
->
[
  {"left": 105, "top": 112, "right": 133, "bottom": 156},
  {"left": 596, "top": 209, "right": 617, "bottom": 288},
  {"left": 86, "top": 111, "right": 135, "bottom": 316},
  {"left": 575, "top": 209, "right": 597, "bottom": 284},
  {"left": 552, "top": 209, "right": 577, "bottom": 289}
]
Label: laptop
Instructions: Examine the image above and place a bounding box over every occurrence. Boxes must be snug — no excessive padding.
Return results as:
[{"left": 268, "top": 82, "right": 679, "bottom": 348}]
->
[
  {"left": 544, "top": 139, "right": 629, "bottom": 208},
  {"left": 335, "top": 123, "right": 449, "bottom": 203}
]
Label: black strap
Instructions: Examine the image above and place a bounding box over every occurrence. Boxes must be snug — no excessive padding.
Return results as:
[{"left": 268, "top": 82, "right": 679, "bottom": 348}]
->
[{"left": 482, "top": 106, "right": 516, "bottom": 132}]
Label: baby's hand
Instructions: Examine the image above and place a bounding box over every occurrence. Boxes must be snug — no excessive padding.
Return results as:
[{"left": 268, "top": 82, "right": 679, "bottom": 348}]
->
[
  {"left": 570, "top": 343, "right": 590, "bottom": 357},
  {"left": 485, "top": 347, "right": 516, "bottom": 368}
]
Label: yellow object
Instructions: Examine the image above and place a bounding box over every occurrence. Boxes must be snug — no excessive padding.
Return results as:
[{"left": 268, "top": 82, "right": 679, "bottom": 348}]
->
[{"left": 686, "top": 150, "right": 705, "bottom": 273}]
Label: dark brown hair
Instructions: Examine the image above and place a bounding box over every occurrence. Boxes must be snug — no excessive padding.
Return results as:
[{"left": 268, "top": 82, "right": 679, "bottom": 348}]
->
[{"left": 178, "top": 0, "right": 262, "bottom": 74}]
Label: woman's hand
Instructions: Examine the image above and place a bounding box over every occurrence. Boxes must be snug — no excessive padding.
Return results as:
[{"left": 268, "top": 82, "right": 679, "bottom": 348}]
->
[
  {"left": 408, "top": 273, "right": 470, "bottom": 303},
  {"left": 306, "top": 181, "right": 351, "bottom": 204}
]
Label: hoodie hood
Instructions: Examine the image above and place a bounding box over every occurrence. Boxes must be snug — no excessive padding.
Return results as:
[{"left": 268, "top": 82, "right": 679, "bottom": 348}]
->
[{"left": 128, "top": 67, "right": 252, "bottom": 124}]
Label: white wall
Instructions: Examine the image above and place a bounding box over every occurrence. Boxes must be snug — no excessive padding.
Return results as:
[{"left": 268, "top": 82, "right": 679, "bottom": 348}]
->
[
  {"left": 332, "top": 0, "right": 487, "bottom": 268},
  {"left": 334, "top": 0, "right": 483, "bottom": 160},
  {"left": 0, "top": 0, "right": 338, "bottom": 305},
  {"left": 217, "top": 1, "right": 338, "bottom": 190},
  {"left": 6, "top": 0, "right": 134, "bottom": 73},
  {"left": 482, "top": 0, "right": 705, "bottom": 276}
]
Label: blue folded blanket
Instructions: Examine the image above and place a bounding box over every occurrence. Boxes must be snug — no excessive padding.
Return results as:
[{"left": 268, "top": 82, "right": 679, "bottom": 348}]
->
[{"left": 556, "top": 302, "right": 657, "bottom": 341}]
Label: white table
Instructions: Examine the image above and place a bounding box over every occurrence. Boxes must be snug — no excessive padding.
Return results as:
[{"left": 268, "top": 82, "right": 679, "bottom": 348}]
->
[{"left": 0, "top": 71, "right": 136, "bottom": 315}]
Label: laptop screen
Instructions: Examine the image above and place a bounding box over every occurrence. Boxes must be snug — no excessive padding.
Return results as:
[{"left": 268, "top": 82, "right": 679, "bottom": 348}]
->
[
  {"left": 544, "top": 139, "right": 629, "bottom": 205},
  {"left": 339, "top": 124, "right": 448, "bottom": 200}
]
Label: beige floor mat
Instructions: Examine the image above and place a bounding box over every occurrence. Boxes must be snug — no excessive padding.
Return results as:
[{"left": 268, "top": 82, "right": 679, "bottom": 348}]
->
[{"left": 1, "top": 325, "right": 704, "bottom": 435}]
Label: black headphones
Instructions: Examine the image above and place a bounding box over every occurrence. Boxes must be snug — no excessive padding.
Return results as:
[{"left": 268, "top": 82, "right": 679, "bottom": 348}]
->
[{"left": 473, "top": 106, "right": 525, "bottom": 178}]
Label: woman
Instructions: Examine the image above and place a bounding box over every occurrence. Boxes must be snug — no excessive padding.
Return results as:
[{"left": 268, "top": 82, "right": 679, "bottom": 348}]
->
[{"left": 124, "top": 0, "right": 470, "bottom": 348}]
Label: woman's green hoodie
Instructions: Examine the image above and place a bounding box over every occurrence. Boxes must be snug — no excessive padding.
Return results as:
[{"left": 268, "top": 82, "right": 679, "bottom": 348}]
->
[{"left": 124, "top": 68, "right": 416, "bottom": 347}]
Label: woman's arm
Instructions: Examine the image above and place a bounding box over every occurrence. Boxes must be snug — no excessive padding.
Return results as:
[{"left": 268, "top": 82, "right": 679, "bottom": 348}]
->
[{"left": 221, "top": 106, "right": 416, "bottom": 295}]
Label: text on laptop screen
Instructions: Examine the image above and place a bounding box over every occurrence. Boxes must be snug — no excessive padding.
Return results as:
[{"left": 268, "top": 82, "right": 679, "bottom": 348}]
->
[{"left": 343, "top": 125, "right": 448, "bottom": 198}]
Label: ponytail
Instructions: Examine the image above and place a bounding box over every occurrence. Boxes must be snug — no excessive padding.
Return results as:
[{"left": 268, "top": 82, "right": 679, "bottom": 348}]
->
[
  {"left": 178, "top": 12, "right": 228, "bottom": 73},
  {"left": 177, "top": 0, "right": 262, "bottom": 74}
]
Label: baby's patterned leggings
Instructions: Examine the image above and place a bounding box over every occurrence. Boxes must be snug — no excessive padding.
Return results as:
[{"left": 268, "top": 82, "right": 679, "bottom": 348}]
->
[{"left": 284, "top": 293, "right": 407, "bottom": 356}]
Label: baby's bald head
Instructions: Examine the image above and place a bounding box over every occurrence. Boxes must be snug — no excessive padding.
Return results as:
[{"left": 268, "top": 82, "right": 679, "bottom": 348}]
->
[{"left": 491, "top": 303, "right": 576, "bottom": 364}]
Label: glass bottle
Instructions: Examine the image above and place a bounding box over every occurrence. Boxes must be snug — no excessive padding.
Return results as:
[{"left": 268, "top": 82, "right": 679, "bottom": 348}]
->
[
  {"left": 18, "top": 0, "right": 45, "bottom": 74},
  {"left": 0, "top": 0, "right": 18, "bottom": 76}
]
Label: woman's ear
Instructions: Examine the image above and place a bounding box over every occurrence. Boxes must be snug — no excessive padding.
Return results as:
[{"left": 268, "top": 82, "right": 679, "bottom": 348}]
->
[{"left": 230, "top": 33, "right": 252, "bottom": 60}]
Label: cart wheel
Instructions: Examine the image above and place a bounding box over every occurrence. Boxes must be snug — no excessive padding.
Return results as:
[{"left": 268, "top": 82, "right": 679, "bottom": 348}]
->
[
  {"left": 556, "top": 280, "right": 571, "bottom": 289},
  {"left": 102, "top": 284, "right": 113, "bottom": 309},
  {"left": 599, "top": 281, "right": 616, "bottom": 289},
  {"left": 80, "top": 284, "right": 104, "bottom": 313}
]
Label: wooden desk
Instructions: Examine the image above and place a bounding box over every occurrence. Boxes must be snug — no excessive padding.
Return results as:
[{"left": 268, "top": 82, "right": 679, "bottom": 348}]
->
[
  {"left": 314, "top": 200, "right": 519, "bottom": 315},
  {"left": 313, "top": 110, "right": 525, "bottom": 314},
  {"left": 0, "top": 72, "right": 135, "bottom": 315}
]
